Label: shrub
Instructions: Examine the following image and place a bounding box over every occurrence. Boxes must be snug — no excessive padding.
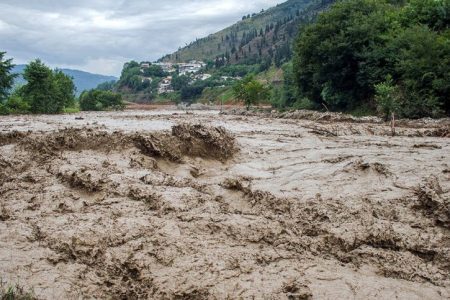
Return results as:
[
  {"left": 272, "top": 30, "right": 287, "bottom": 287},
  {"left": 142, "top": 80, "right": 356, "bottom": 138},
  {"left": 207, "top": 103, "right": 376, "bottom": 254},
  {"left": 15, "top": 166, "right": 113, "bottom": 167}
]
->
[
  {"left": 79, "top": 90, "right": 124, "bottom": 111},
  {"left": 375, "top": 75, "right": 399, "bottom": 120}
]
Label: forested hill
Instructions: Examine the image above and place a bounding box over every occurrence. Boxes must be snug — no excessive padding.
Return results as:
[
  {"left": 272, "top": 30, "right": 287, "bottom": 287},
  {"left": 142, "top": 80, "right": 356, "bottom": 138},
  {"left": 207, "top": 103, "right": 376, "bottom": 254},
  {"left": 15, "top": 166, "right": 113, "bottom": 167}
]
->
[
  {"left": 160, "top": 0, "right": 336, "bottom": 66},
  {"left": 13, "top": 65, "right": 117, "bottom": 95}
]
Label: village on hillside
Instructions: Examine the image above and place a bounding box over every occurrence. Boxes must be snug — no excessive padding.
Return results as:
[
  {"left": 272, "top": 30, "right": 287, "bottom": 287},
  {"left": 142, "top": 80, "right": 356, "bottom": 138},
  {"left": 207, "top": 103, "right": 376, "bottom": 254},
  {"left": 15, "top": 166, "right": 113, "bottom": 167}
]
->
[{"left": 139, "top": 61, "right": 240, "bottom": 94}]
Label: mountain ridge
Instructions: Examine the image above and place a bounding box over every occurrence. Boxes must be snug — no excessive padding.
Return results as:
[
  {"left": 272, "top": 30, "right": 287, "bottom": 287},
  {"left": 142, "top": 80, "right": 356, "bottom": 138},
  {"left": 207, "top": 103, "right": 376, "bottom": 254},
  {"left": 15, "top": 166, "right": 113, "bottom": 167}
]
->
[
  {"left": 12, "top": 65, "right": 117, "bottom": 95},
  {"left": 161, "top": 0, "right": 336, "bottom": 66}
]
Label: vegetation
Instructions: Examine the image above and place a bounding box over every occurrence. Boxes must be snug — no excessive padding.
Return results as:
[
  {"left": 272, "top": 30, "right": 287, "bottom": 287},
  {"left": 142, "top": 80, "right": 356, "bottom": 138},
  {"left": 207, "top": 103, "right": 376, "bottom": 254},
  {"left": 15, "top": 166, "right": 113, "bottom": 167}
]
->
[
  {"left": 293, "top": 0, "right": 450, "bottom": 118},
  {"left": 0, "top": 281, "right": 35, "bottom": 300},
  {"left": 1, "top": 56, "right": 77, "bottom": 115},
  {"left": 12, "top": 65, "right": 117, "bottom": 96},
  {"left": 0, "top": 51, "right": 17, "bottom": 102},
  {"left": 20, "top": 60, "right": 76, "bottom": 114},
  {"left": 375, "top": 75, "right": 400, "bottom": 121},
  {"left": 79, "top": 89, "right": 124, "bottom": 111},
  {"left": 117, "top": 61, "right": 150, "bottom": 92},
  {"left": 233, "top": 75, "right": 269, "bottom": 110}
]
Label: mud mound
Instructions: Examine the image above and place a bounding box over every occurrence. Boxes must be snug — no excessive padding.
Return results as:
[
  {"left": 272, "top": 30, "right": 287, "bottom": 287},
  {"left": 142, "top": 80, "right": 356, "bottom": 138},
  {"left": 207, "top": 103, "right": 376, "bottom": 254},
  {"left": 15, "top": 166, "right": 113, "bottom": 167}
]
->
[
  {"left": 128, "top": 186, "right": 163, "bottom": 210},
  {"left": 18, "top": 124, "right": 237, "bottom": 162},
  {"left": 0, "top": 130, "right": 29, "bottom": 146},
  {"left": 135, "top": 124, "right": 237, "bottom": 162},
  {"left": 223, "top": 108, "right": 383, "bottom": 124},
  {"left": 345, "top": 159, "right": 391, "bottom": 176},
  {"left": 424, "top": 126, "right": 450, "bottom": 138},
  {"left": 134, "top": 133, "right": 183, "bottom": 162},
  {"left": 415, "top": 176, "right": 450, "bottom": 228},
  {"left": 172, "top": 124, "right": 237, "bottom": 161},
  {"left": 222, "top": 178, "right": 292, "bottom": 214},
  {"left": 20, "top": 128, "right": 132, "bottom": 159},
  {"left": 58, "top": 167, "right": 108, "bottom": 192}
]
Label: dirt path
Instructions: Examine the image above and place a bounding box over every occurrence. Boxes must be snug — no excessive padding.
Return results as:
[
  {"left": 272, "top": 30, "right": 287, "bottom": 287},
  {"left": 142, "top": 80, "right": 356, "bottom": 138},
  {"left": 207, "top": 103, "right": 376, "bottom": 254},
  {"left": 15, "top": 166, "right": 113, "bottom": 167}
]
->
[{"left": 0, "top": 111, "right": 449, "bottom": 299}]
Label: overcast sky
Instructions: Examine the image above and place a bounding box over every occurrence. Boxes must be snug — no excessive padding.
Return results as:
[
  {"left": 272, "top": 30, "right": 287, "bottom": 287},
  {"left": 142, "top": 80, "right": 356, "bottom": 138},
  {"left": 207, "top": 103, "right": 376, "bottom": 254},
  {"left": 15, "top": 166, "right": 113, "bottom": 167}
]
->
[{"left": 0, "top": 0, "right": 282, "bottom": 76}]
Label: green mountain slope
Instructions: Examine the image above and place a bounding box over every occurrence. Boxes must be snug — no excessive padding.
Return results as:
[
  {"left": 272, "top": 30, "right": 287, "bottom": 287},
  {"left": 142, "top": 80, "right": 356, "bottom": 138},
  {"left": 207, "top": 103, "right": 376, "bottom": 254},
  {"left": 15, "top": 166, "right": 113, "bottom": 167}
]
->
[
  {"left": 161, "top": 0, "right": 336, "bottom": 66},
  {"left": 13, "top": 65, "right": 117, "bottom": 95}
]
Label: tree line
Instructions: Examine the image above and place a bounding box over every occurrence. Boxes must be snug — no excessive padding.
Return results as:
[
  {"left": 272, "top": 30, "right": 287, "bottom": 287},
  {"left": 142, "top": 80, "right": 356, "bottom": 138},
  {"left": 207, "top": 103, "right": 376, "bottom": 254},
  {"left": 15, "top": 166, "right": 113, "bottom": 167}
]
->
[
  {"left": 0, "top": 53, "right": 124, "bottom": 114},
  {"left": 292, "top": 0, "right": 449, "bottom": 118}
]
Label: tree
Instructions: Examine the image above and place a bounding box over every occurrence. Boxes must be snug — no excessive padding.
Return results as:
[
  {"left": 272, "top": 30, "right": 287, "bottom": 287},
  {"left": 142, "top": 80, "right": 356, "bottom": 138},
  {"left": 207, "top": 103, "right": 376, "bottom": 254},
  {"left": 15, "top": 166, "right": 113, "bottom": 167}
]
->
[
  {"left": 79, "top": 90, "right": 124, "bottom": 111},
  {"left": 401, "top": 0, "right": 450, "bottom": 32},
  {"left": 293, "top": 0, "right": 449, "bottom": 118},
  {"left": 96, "top": 80, "right": 116, "bottom": 91},
  {"left": 294, "top": 0, "right": 395, "bottom": 111},
  {"left": 22, "top": 59, "right": 60, "bottom": 114},
  {"left": 143, "top": 65, "right": 166, "bottom": 78},
  {"left": 171, "top": 74, "right": 190, "bottom": 91},
  {"left": 54, "top": 70, "right": 76, "bottom": 109},
  {"left": 0, "top": 51, "right": 17, "bottom": 102},
  {"left": 21, "top": 60, "right": 75, "bottom": 114},
  {"left": 375, "top": 75, "right": 399, "bottom": 120},
  {"left": 233, "top": 75, "right": 269, "bottom": 110}
]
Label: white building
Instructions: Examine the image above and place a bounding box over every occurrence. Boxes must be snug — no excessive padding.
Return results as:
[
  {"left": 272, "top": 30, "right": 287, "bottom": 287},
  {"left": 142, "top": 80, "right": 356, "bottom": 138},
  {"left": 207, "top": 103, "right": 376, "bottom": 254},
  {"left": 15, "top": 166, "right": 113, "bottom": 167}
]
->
[
  {"left": 158, "top": 76, "right": 174, "bottom": 94},
  {"left": 178, "top": 61, "right": 206, "bottom": 76},
  {"left": 153, "top": 62, "right": 176, "bottom": 73}
]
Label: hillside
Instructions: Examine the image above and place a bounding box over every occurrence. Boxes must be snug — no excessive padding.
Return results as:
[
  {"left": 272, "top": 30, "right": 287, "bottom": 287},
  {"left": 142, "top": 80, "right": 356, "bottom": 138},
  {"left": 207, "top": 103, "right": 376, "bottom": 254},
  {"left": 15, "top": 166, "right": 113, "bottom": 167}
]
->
[
  {"left": 13, "top": 65, "right": 117, "bottom": 95},
  {"left": 161, "top": 0, "right": 336, "bottom": 66}
]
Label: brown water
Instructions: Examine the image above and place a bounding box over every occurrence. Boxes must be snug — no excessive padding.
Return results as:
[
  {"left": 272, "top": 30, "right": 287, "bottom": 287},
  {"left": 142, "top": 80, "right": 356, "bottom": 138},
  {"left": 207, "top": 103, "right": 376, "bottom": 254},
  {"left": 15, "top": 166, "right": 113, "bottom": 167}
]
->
[{"left": 0, "top": 110, "right": 449, "bottom": 299}]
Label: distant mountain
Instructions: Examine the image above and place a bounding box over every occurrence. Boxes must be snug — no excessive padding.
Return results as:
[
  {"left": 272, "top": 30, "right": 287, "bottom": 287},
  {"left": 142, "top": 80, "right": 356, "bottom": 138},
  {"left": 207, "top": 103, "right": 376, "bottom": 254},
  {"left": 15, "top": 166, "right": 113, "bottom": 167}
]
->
[
  {"left": 13, "top": 65, "right": 117, "bottom": 95},
  {"left": 160, "top": 0, "right": 336, "bottom": 66}
]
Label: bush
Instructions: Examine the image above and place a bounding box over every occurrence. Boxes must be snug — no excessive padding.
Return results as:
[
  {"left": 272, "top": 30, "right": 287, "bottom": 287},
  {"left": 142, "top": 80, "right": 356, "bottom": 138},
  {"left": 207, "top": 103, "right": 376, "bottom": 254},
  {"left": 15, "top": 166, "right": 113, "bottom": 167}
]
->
[
  {"left": 292, "top": 98, "right": 316, "bottom": 110},
  {"left": 233, "top": 75, "right": 269, "bottom": 110},
  {"left": 375, "top": 75, "right": 399, "bottom": 120},
  {"left": 79, "top": 90, "right": 124, "bottom": 111},
  {"left": 0, "top": 282, "right": 35, "bottom": 300},
  {"left": 0, "top": 103, "right": 9, "bottom": 115},
  {"left": 4, "top": 94, "right": 30, "bottom": 114}
]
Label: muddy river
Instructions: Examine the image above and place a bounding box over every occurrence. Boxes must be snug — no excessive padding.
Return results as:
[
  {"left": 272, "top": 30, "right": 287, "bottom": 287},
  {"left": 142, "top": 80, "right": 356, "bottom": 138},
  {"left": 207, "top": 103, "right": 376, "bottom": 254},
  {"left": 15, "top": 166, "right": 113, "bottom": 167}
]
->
[{"left": 0, "top": 110, "right": 449, "bottom": 299}]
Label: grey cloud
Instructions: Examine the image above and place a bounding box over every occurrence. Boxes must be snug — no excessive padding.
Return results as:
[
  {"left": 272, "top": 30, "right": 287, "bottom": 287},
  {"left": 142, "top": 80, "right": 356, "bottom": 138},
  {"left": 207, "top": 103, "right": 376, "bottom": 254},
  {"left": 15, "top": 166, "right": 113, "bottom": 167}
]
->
[{"left": 0, "top": 0, "right": 281, "bottom": 75}]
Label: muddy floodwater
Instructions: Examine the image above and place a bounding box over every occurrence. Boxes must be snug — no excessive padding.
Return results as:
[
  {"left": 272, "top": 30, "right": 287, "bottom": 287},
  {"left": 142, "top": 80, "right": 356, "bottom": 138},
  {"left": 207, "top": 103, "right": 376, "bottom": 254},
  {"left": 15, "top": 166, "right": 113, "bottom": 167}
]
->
[{"left": 0, "top": 110, "right": 449, "bottom": 299}]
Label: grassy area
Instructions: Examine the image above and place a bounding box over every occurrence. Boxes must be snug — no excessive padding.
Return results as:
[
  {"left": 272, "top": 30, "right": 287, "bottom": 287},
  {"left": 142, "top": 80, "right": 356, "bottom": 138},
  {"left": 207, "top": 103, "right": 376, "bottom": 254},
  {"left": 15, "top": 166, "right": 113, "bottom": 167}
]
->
[
  {"left": 0, "top": 282, "right": 36, "bottom": 300},
  {"left": 63, "top": 106, "right": 80, "bottom": 114},
  {"left": 198, "top": 86, "right": 236, "bottom": 105},
  {"left": 256, "top": 66, "right": 283, "bottom": 84}
]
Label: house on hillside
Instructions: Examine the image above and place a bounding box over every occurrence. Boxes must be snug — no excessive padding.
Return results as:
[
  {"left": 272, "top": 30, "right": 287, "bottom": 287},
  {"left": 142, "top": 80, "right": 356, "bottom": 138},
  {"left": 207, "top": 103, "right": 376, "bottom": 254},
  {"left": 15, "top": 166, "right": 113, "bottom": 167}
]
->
[
  {"left": 153, "top": 62, "right": 176, "bottom": 73},
  {"left": 178, "top": 61, "right": 205, "bottom": 76},
  {"left": 158, "top": 76, "right": 174, "bottom": 94},
  {"left": 194, "top": 73, "right": 212, "bottom": 81}
]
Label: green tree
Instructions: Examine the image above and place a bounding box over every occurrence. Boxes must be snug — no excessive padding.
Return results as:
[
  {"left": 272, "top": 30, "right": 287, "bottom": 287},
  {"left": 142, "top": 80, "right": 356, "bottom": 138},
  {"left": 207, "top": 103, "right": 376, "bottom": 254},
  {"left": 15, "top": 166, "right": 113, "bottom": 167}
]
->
[
  {"left": 401, "top": 0, "right": 450, "bottom": 32},
  {"left": 0, "top": 51, "right": 17, "bottom": 102},
  {"left": 293, "top": 0, "right": 449, "bottom": 118},
  {"left": 117, "top": 61, "right": 151, "bottom": 92},
  {"left": 171, "top": 74, "right": 190, "bottom": 91},
  {"left": 21, "top": 60, "right": 75, "bottom": 114},
  {"left": 386, "top": 25, "right": 448, "bottom": 118},
  {"left": 294, "top": 0, "right": 396, "bottom": 111},
  {"left": 143, "top": 65, "right": 166, "bottom": 77},
  {"left": 54, "top": 70, "right": 76, "bottom": 108},
  {"left": 233, "top": 75, "right": 269, "bottom": 110},
  {"left": 22, "top": 59, "right": 60, "bottom": 114},
  {"left": 375, "top": 75, "right": 399, "bottom": 120},
  {"left": 79, "top": 90, "right": 124, "bottom": 111},
  {"left": 96, "top": 80, "right": 116, "bottom": 91}
]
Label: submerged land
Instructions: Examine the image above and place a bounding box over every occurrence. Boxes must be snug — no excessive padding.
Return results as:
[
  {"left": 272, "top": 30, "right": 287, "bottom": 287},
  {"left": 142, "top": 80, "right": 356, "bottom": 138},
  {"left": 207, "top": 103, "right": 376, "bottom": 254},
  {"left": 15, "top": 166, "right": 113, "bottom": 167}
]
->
[{"left": 0, "top": 108, "right": 449, "bottom": 299}]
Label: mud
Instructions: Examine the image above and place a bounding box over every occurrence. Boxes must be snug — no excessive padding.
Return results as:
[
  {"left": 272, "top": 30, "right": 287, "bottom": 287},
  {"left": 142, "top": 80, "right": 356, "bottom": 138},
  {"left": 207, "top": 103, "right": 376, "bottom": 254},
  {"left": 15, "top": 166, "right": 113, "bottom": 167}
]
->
[{"left": 0, "top": 110, "right": 449, "bottom": 299}]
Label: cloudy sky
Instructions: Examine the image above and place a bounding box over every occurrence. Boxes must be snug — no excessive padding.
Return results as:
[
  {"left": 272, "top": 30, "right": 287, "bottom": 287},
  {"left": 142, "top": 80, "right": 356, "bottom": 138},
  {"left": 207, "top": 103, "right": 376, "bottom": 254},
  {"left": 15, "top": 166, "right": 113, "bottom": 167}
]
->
[{"left": 0, "top": 0, "right": 282, "bottom": 76}]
